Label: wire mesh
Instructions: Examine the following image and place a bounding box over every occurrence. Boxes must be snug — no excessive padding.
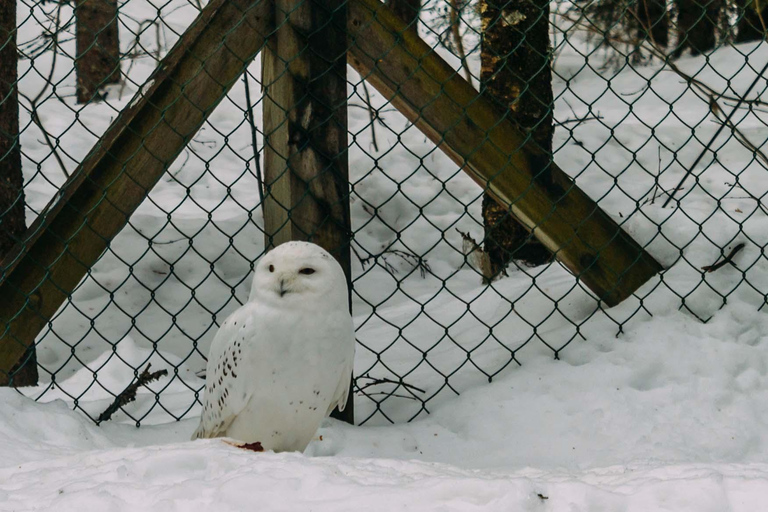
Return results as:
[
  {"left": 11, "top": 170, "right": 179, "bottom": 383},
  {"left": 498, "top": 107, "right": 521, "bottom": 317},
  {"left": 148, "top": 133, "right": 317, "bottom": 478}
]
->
[{"left": 1, "top": 0, "right": 767, "bottom": 426}]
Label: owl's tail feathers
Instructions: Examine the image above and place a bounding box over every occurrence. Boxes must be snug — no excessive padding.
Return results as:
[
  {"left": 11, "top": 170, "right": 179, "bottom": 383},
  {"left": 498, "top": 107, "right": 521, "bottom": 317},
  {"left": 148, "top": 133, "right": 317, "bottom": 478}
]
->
[
  {"left": 191, "top": 423, "right": 206, "bottom": 441},
  {"left": 191, "top": 416, "right": 233, "bottom": 441}
]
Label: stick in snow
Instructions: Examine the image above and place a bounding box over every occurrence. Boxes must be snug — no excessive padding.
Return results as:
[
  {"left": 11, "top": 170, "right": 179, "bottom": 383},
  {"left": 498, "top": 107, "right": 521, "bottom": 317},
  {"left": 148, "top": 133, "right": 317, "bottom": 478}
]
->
[{"left": 97, "top": 363, "right": 168, "bottom": 423}]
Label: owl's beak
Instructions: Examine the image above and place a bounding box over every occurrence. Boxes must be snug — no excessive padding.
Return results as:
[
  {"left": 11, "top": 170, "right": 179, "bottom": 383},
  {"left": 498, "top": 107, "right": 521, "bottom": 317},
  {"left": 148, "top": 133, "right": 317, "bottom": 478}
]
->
[{"left": 279, "top": 278, "right": 287, "bottom": 297}]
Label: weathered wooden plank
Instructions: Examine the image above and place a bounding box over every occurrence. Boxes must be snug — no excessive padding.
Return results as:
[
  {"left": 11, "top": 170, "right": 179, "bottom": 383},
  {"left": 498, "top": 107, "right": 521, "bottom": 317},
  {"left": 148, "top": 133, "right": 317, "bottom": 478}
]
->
[
  {"left": 0, "top": 0, "right": 662, "bottom": 384},
  {"left": 262, "top": 0, "right": 353, "bottom": 422},
  {"left": 0, "top": 0, "right": 37, "bottom": 386},
  {"left": 346, "top": 0, "right": 663, "bottom": 305},
  {"left": 0, "top": 0, "right": 272, "bottom": 383}
]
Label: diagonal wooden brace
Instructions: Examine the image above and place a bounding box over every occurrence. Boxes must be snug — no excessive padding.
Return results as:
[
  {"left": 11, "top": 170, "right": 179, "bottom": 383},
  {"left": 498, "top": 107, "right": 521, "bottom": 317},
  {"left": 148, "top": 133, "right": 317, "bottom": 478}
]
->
[
  {"left": 0, "top": 0, "right": 662, "bottom": 382},
  {"left": 0, "top": 0, "right": 273, "bottom": 384},
  {"left": 346, "top": 0, "right": 663, "bottom": 305}
]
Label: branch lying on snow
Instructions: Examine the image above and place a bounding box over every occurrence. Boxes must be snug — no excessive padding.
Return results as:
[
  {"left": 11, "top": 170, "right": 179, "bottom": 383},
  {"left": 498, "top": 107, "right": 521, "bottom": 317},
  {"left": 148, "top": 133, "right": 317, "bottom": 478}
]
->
[
  {"left": 97, "top": 364, "right": 168, "bottom": 424},
  {"left": 702, "top": 243, "right": 745, "bottom": 273},
  {"left": 356, "top": 375, "right": 426, "bottom": 401},
  {"left": 352, "top": 243, "right": 432, "bottom": 278},
  {"left": 357, "top": 375, "right": 426, "bottom": 394}
]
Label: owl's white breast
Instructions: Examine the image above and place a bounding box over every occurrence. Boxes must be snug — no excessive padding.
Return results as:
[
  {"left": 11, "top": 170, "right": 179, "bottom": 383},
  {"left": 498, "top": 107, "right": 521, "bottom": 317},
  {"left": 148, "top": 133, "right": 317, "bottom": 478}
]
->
[{"left": 224, "top": 302, "right": 354, "bottom": 451}]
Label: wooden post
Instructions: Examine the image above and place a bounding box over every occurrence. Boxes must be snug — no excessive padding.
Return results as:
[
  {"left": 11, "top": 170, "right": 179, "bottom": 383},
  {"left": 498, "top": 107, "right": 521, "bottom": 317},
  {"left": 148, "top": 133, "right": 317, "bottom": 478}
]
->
[
  {"left": 0, "top": 0, "right": 37, "bottom": 385},
  {"left": 347, "top": 0, "right": 662, "bottom": 305},
  {"left": 262, "top": 0, "right": 353, "bottom": 422},
  {"left": 0, "top": 0, "right": 272, "bottom": 384}
]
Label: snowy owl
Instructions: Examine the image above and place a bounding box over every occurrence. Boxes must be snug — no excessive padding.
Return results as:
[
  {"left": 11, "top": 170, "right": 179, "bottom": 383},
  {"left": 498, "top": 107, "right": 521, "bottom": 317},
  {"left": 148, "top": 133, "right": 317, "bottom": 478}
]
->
[{"left": 191, "top": 241, "right": 354, "bottom": 452}]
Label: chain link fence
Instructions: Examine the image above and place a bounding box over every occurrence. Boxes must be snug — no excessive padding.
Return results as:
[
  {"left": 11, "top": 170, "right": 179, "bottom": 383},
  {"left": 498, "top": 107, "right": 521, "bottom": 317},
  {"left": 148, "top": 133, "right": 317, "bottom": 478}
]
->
[{"left": 2, "top": 0, "right": 767, "bottom": 426}]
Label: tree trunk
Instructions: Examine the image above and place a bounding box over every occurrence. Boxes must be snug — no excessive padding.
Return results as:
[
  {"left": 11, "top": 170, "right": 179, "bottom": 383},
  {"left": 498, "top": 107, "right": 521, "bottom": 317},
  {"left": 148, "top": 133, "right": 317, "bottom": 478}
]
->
[
  {"left": 736, "top": 0, "right": 767, "bottom": 43},
  {"left": 388, "top": 0, "right": 419, "bottom": 33},
  {"left": 0, "top": 0, "right": 37, "bottom": 385},
  {"left": 480, "top": 0, "right": 552, "bottom": 276},
  {"left": 75, "top": 0, "right": 120, "bottom": 104},
  {"left": 674, "top": 0, "right": 723, "bottom": 56},
  {"left": 636, "top": 0, "right": 669, "bottom": 48}
]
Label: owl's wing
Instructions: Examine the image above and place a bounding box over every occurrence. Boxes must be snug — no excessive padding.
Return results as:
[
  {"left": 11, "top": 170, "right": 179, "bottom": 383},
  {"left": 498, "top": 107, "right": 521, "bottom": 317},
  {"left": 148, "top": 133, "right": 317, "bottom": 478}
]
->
[
  {"left": 192, "top": 305, "right": 257, "bottom": 440},
  {"left": 326, "top": 329, "right": 355, "bottom": 416}
]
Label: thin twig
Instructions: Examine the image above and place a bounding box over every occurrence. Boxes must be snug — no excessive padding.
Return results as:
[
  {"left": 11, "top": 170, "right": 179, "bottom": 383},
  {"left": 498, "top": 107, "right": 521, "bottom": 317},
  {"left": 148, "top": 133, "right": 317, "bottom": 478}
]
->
[
  {"left": 356, "top": 245, "right": 432, "bottom": 278},
  {"left": 97, "top": 364, "right": 168, "bottom": 423},
  {"left": 21, "top": 2, "right": 69, "bottom": 179},
  {"left": 710, "top": 100, "right": 768, "bottom": 169},
  {"left": 449, "top": 0, "right": 472, "bottom": 84},
  {"left": 724, "top": 182, "right": 768, "bottom": 216},
  {"left": 557, "top": 9, "right": 768, "bottom": 209},
  {"left": 361, "top": 391, "right": 422, "bottom": 401},
  {"left": 361, "top": 81, "right": 379, "bottom": 152},
  {"left": 662, "top": 60, "right": 768, "bottom": 207},
  {"left": 356, "top": 375, "right": 426, "bottom": 394},
  {"left": 243, "top": 73, "right": 265, "bottom": 205},
  {"left": 702, "top": 243, "right": 745, "bottom": 273},
  {"left": 554, "top": 114, "right": 603, "bottom": 126}
]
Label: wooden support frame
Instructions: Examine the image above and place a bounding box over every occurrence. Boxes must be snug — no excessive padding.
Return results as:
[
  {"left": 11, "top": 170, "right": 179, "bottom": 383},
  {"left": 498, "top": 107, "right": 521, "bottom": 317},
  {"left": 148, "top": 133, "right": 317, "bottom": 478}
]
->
[
  {"left": 346, "top": 0, "right": 663, "bottom": 305},
  {"left": 0, "top": 0, "right": 662, "bottom": 383},
  {"left": 261, "top": 0, "right": 353, "bottom": 421},
  {"left": 0, "top": 0, "right": 273, "bottom": 384}
]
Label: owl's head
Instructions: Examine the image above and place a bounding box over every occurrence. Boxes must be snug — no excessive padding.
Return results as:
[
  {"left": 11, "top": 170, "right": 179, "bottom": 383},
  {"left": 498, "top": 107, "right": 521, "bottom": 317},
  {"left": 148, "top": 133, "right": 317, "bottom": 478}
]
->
[{"left": 249, "top": 241, "right": 349, "bottom": 308}]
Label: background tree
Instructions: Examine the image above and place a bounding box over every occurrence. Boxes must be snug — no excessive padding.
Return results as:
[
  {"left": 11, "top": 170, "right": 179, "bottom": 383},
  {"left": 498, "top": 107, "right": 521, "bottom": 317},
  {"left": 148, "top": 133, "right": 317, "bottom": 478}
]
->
[
  {"left": 673, "top": 0, "right": 725, "bottom": 56},
  {"left": 479, "top": 0, "right": 553, "bottom": 276},
  {"left": 0, "top": 0, "right": 37, "bottom": 385},
  {"left": 576, "top": 0, "right": 670, "bottom": 61},
  {"left": 735, "top": 0, "right": 767, "bottom": 43},
  {"left": 76, "top": 0, "right": 121, "bottom": 103},
  {"left": 636, "top": 0, "right": 669, "bottom": 47}
]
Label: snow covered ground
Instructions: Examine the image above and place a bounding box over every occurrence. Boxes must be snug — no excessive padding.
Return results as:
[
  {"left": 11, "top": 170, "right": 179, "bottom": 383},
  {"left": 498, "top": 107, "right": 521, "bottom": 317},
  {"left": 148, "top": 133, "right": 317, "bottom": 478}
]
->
[{"left": 6, "top": 0, "right": 768, "bottom": 509}]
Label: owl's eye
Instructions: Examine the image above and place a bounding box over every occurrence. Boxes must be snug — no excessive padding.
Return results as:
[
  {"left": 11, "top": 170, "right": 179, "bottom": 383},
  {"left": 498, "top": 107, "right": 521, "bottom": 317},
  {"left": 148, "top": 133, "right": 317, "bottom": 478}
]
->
[
  {"left": 299, "top": 268, "right": 315, "bottom": 275},
  {"left": 268, "top": 265, "right": 275, "bottom": 273}
]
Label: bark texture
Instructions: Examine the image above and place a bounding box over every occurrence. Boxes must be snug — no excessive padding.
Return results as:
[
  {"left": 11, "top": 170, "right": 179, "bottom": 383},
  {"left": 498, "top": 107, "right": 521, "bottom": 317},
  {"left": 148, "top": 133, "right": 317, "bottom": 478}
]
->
[
  {"left": 480, "top": 0, "right": 553, "bottom": 276},
  {"left": 262, "top": 0, "right": 353, "bottom": 422},
  {"left": 0, "top": 0, "right": 37, "bottom": 385},
  {"left": 76, "top": 0, "right": 121, "bottom": 104}
]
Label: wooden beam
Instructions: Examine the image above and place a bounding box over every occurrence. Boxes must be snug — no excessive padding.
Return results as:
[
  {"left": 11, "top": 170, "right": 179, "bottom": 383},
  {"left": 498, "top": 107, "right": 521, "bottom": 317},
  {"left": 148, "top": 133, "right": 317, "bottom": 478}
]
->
[
  {"left": 262, "top": 0, "right": 353, "bottom": 422},
  {"left": 0, "top": 0, "right": 272, "bottom": 383},
  {"left": 0, "top": 0, "right": 662, "bottom": 384},
  {"left": 346, "top": 0, "right": 663, "bottom": 305}
]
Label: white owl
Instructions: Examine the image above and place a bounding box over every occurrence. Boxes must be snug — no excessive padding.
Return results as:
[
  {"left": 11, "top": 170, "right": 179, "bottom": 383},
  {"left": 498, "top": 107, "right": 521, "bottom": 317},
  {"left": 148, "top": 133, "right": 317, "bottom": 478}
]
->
[{"left": 191, "top": 241, "right": 355, "bottom": 452}]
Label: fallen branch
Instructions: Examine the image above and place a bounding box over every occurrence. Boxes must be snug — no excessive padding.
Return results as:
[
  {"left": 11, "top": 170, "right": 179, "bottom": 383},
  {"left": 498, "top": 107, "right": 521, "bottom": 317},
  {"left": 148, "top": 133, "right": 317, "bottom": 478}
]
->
[
  {"left": 701, "top": 243, "right": 745, "bottom": 273},
  {"left": 356, "top": 375, "right": 426, "bottom": 394},
  {"left": 97, "top": 363, "right": 168, "bottom": 423},
  {"left": 353, "top": 242, "right": 432, "bottom": 278},
  {"left": 554, "top": 114, "right": 603, "bottom": 127}
]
